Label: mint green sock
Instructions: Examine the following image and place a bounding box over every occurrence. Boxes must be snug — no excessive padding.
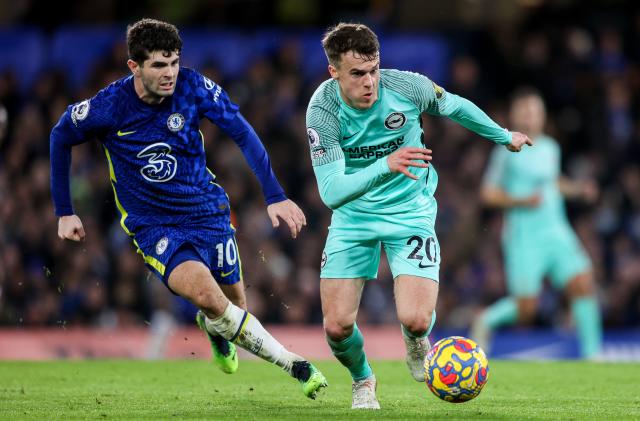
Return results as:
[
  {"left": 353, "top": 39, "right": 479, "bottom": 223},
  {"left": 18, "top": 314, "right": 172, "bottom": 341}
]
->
[
  {"left": 326, "top": 324, "right": 372, "bottom": 381},
  {"left": 402, "top": 310, "right": 436, "bottom": 339},
  {"left": 571, "top": 296, "right": 603, "bottom": 358},
  {"left": 483, "top": 297, "right": 518, "bottom": 330}
]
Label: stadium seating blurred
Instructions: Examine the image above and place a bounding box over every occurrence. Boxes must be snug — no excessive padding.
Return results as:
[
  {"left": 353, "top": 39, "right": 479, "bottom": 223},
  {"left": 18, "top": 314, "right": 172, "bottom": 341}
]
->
[{"left": 0, "top": 0, "right": 639, "bottom": 359}]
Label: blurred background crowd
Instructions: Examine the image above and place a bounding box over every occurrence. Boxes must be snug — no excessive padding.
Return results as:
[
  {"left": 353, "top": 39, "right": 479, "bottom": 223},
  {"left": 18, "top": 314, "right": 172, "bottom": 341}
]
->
[{"left": 0, "top": 0, "right": 639, "bottom": 331}]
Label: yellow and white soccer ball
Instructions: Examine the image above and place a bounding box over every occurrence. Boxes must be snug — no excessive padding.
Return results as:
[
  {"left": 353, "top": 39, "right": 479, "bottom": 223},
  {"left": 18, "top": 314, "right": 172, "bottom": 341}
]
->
[{"left": 424, "top": 336, "right": 489, "bottom": 403}]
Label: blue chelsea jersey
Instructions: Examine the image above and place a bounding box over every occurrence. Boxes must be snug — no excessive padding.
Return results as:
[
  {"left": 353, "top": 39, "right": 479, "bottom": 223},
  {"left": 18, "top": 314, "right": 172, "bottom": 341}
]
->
[{"left": 53, "top": 67, "right": 240, "bottom": 234}]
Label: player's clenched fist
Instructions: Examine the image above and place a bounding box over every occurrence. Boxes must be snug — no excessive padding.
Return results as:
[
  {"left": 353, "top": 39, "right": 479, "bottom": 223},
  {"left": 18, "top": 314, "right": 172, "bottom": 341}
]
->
[
  {"left": 58, "top": 215, "right": 86, "bottom": 241},
  {"left": 386, "top": 147, "right": 432, "bottom": 180}
]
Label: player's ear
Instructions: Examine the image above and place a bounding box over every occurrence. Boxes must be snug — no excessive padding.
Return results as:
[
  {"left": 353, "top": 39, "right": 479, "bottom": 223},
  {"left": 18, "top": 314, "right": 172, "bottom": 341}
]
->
[
  {"left": 127, "top": 59, "right": 140, "bottom": 76},
  {"left": 328, "top": 63, "right": 339, "bottom": 80}
]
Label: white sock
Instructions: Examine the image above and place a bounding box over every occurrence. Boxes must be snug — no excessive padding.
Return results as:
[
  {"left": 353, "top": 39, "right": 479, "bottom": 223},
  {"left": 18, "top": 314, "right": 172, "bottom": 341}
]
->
[{"left": 206, "top": 302, "right": 302, "bottom": 375}]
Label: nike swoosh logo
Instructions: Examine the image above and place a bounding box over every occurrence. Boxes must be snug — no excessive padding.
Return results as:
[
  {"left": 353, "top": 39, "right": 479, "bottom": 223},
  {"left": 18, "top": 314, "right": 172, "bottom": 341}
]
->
[
  {"left": 117, "top": 130, "right": 136, "bottom": 136},
  {"left": 419, "top": 263, "right": 435, "bottom": 269},
  {"left": 342, "top": 131, "right": 360, "bottom": 140},
  {"left": 221, "top": 268, "right": 236, "bottom": 277}
]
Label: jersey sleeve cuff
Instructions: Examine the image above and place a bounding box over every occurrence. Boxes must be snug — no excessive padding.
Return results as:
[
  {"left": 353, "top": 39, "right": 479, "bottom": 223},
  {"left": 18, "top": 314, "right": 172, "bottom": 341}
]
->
[
  {"left": 497, "top": 129, "right": 512, "bottom": 145},
  {"left": 376, "top": 155, "right": 392, "bottom": 175},
  {"left": 265, "top": 192, "right": 288, "bottom": 205},
  {"left": 55, "top": 206, "right": 75, "bottom": 217}
]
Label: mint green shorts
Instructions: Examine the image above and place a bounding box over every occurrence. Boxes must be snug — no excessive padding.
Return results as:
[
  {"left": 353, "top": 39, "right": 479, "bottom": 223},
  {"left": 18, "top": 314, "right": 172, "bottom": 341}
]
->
[
  {"left": 320, "top": 197, "right": 440, "bottom": 282},
  {"left": 504, "top": 225, "right": 591, "bottom": 297}
]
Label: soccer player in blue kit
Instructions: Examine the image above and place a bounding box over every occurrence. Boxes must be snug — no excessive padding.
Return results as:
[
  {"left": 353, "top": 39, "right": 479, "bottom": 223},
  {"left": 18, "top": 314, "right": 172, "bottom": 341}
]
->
[{"left": 50, "top": 18, "right": 327, "bottom": 399}]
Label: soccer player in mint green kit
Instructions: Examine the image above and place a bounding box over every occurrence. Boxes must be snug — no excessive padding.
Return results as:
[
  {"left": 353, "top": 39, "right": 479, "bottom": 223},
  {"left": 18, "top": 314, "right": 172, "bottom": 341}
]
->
[
  {"left": 306, "top": 23, "right": 532, "bottom": 409},
  {"left": 472, "top": 88, "right": 602, "bottom": 359}
]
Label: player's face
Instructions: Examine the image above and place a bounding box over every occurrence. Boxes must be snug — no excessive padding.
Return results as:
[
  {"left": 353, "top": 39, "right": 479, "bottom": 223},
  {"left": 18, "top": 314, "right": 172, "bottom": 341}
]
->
[
  {"left": 329, "top": 50, "right": 380, "bottom": 110},
  {"left": 129, "top": 50, "right": 180, "bottom": 103},
  {"left": 510, "top": 95, "right": 546, "bottom": 137}
]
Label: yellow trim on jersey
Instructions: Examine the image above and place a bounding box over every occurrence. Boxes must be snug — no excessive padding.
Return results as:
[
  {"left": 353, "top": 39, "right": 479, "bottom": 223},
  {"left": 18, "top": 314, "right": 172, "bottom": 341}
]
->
[
  {"left": 103, "top": 146, "right": 117, "bottom": 182},
  {"left": 103, "top": 145, "right": 166, "bottom": 276},
  {"left": 103, "top": 146, "right": 166, "bottom": 276},
  {"left": 103, "top": 146, "right": 131, "bottom": 236}
]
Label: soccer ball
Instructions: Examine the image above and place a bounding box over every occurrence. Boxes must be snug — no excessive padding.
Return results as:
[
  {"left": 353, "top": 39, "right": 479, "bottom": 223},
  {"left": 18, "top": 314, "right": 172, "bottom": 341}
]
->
[{"left": 424, "top": 336, "right": 489, "bottom": 403}]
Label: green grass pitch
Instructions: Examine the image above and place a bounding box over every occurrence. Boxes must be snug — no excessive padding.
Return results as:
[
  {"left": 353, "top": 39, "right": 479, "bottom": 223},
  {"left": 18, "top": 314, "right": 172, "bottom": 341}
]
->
[{"left": 1, "top": 360, "right": 639, "bottom": 420}]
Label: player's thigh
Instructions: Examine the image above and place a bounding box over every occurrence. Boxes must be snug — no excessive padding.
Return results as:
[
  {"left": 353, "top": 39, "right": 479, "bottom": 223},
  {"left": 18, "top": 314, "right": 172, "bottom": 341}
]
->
[
  {"left": 321, "top": 222, "right": 381, "bottom": 280},
  {"left": 503, "top": 239, "right": 546, "bottom": 297},
  {"left": 547, "top": 230, "right": 592, "bottom": 291},
  {"left": 168, "top": 260, "right": 228, "bottom": 315},
  {"left": 320, "top": 278, "right": 366, "bottom": 336},
  {"left": 394, "top": 274, "right": 438, "bottom": 329},
  {"left": 565, "top": 272, "right": 595, "bottom": 298}
]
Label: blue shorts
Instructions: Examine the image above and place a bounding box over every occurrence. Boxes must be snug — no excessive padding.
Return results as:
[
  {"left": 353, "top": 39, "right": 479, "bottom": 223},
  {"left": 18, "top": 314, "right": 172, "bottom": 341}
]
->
[{"left": 133, "top": 225, "right": 242, "bottom": 293}]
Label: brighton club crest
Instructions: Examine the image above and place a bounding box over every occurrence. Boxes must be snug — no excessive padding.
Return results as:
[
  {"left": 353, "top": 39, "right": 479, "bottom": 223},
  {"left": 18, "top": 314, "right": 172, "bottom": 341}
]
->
[{"left": 167, "top": 113, "right": 185, "bottom": 132}]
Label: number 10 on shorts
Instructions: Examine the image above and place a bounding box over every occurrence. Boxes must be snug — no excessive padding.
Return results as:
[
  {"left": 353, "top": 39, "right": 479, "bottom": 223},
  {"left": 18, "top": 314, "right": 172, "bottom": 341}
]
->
[{"left": 215, "top": 238, "right": 238, "bottom": 268}]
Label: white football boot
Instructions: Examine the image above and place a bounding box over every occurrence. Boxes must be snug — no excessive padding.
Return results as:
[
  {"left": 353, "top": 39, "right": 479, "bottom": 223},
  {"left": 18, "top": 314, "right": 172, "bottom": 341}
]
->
[{"left": 351, "top": 375, "right": 380, "bottom": 409}]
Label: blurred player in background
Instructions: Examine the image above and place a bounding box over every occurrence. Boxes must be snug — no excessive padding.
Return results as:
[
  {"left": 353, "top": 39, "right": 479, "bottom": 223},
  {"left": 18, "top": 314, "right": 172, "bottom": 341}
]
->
[
  {"left": 472, "top": 87, "right": 602, "bottom": 359},
  {"left": 50, "top": 18, "right": 327, "bottom": 398},
  {"left": 305, "top": 23, "right": 532, "bottom": 409}
]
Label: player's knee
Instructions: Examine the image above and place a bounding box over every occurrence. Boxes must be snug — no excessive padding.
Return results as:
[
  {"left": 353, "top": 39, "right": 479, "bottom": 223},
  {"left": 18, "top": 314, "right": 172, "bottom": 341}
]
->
[
  {"left": 566, "top": 272, "right": 594, "bottom": 298},
  {"left": 190, "top": 290, "right": 227, "bottom": 317},
  {"left": 323, "top": 319, "right": 355, "bottom": 342}
]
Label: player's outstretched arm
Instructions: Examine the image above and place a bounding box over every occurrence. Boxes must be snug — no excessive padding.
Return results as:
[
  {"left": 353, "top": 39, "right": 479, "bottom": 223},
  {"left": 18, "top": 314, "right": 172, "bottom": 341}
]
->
[
  {"left": 58, "top": 215, "right": 86, "bottom": 241},
  {"left": 429, "top": 86, "right": 533, "bottom": 150},
  {"left": 558, "top": 176, "right": 599, "bottom": 203},
  {"left": 221, "top": 114, "right": 288, "bottom": 205},
  {"left": 267, "top": 199, "right": 307, "bottom": 239},
  {"left": 481, "top": 186, "right": 541, "bottom": 209}
]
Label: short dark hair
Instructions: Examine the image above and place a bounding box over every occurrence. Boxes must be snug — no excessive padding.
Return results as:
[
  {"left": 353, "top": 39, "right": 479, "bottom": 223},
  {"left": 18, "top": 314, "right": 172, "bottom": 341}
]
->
[
  {"left": 322, "top": 23, "right": 380, "bottom": 67},
  {"left": 127, "top": 18, "right": 183, "bottom": 64}
]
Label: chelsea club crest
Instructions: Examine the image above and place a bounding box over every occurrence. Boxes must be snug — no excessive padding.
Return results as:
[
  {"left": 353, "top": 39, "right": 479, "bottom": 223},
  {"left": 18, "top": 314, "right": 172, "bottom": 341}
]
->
[
  {"left": 156, "top": 237, "right": 169, "bottom": 255},
  {"left": 167, "top": 113, "right": 185, "bottom": 132}
]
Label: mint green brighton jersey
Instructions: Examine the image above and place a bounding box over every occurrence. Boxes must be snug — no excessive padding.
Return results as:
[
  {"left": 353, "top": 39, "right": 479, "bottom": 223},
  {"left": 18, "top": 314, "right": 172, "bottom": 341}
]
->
[
  {"left": 484, "top": 135, "right": 570, "bottom": 236},
  {"left": 306, "top": 69, "right": 512, "bottom": 214}
]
